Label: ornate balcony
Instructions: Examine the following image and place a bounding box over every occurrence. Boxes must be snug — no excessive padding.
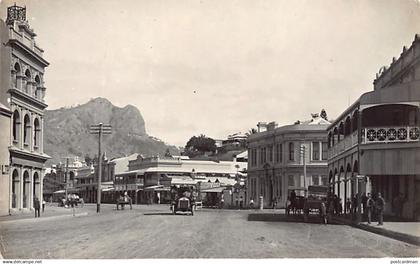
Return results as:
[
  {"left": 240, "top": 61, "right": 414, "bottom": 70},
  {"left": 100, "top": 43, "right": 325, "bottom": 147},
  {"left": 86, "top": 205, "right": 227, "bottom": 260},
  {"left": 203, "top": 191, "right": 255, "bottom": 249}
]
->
[{"left": 361, "top": 126, "right": 420, "bottom": 144}]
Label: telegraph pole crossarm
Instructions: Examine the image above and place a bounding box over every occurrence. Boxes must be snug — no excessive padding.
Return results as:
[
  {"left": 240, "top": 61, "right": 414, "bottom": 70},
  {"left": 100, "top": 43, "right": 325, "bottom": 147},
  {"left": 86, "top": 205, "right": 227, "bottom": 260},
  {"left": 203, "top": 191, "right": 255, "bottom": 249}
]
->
[{"left": 90, "top": 123, "right": 112, "bottom": 213}]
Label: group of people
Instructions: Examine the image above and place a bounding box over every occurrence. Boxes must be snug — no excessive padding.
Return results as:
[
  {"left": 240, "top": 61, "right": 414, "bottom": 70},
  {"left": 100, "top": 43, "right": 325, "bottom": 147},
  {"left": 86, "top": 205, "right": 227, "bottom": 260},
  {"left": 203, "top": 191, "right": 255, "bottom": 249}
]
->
[{"left": 328, "top": 192, "right": 386, "bottom": 225}]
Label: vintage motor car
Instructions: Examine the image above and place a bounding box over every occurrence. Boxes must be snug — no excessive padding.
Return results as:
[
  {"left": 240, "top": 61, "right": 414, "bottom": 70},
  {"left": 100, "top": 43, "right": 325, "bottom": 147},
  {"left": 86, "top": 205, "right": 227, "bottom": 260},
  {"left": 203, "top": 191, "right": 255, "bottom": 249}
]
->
[{"left": 170, "top": 186, "right": 195, "bottom": 216}]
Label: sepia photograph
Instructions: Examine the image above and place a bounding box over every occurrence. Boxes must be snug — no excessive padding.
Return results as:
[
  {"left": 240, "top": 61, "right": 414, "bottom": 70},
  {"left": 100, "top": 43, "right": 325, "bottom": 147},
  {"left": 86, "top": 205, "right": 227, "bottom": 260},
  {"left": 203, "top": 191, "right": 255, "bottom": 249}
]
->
[{"left": 0, "top": 0, "right": 419, "bottom": 262}]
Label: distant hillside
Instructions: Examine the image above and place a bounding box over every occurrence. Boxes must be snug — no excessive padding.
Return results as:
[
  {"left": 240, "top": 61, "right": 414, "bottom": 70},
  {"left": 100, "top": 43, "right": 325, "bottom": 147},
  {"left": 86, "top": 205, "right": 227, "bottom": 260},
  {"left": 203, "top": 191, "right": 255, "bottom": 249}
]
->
[{"left": 44, "top": 97, "right": 179, "bottom": 164}]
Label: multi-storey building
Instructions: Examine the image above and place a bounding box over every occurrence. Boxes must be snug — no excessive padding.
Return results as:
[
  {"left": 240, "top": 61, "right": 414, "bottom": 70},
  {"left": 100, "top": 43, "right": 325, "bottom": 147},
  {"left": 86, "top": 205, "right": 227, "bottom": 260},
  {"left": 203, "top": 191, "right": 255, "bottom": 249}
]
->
[
  {"left": 115, "top": 154, "right": 246, "bottom": 205},
  {"left": 327, "top": 34, "right": 420, "bottom": 220},
  {"left": 247, "top": 117, "right": 330, "bottom": 208},
  {"left": 0, "top": 5, "right": 49, "bottom": 215}
]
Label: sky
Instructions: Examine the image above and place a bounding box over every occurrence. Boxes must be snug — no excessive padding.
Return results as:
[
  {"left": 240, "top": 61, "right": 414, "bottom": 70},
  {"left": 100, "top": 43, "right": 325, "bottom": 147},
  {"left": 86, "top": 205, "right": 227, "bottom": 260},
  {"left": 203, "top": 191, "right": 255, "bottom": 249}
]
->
[{"left": 1, "top": 0, "right": 419, "bottom": 147}]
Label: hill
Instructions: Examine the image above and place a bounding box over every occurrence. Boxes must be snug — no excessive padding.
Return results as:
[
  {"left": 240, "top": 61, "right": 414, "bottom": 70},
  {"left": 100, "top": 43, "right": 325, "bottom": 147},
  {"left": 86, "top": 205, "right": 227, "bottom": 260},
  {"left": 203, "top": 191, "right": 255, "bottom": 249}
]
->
[{"left": 44, "top": 97, "right": 179, "bottom": 164}]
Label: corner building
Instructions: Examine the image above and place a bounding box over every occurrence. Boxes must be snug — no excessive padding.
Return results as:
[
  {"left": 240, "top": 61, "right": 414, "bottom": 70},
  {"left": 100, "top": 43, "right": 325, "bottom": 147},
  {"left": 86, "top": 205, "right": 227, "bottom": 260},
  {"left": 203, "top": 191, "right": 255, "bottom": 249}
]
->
[
  {"left": 0, "top": 5, "right": 49, "bottom": 215},
  {"left": 247, "top": 118, "right": 330, "bottom": 208},
  {"left": 327, "top": 34, "right": 420, "bottom": 220}
]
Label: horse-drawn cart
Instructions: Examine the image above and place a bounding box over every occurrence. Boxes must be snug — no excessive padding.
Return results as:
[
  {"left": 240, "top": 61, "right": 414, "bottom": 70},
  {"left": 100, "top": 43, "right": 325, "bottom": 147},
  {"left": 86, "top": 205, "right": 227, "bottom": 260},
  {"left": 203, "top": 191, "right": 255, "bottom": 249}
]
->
[{"left": 303, "top": 185, "right": 329, "bottom": 223}]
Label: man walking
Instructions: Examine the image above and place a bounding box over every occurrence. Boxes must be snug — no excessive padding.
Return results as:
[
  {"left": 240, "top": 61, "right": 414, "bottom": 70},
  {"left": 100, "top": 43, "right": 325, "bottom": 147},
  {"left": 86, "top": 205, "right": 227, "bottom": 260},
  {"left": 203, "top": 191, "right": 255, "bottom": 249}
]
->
[
  {"left": 366, "top": 193, "right": 374, "bottom": 224},
  {"left": 376, "top": 192, "right": 385, "bottom": 226},
  {"left": 34, "top": 197, "right": 41, "bottom": 218}
]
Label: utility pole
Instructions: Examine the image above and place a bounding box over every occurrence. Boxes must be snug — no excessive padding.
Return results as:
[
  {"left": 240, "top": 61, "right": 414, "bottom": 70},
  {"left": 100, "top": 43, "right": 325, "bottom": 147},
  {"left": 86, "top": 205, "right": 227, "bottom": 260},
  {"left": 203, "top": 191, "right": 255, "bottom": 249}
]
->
[
  {"left": 300, "top": 144, "right": 307, "bottom": 197},
  {"left": 65, "top": 157, "right": 69, "bottom": 201},
  {"left": 90, "top": 123, "right": 112, "bottom": 213}
]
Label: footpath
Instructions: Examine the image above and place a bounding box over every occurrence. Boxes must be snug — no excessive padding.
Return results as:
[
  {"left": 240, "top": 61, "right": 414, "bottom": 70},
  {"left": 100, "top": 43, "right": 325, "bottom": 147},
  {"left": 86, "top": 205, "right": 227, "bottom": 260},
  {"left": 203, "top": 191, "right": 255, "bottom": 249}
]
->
[
  {"left": 332, "top": 215, "right": 420, "bottom": 247},
  {"left": 248, "top": 209, "right": 420, "bottom": 247}
]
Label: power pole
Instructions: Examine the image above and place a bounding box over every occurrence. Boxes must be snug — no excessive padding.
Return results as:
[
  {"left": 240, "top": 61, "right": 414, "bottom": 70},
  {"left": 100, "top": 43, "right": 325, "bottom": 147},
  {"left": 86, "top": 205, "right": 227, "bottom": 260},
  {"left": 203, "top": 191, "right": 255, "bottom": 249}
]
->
[
  {"left": 90, "top": 123, "right": 112, "bottom": 213},
  {"left": 65, "top": 157, "right": 69, "bottom": 201},
  {"left": 300, "top": 144, "right": 307, "bottom": 197}
]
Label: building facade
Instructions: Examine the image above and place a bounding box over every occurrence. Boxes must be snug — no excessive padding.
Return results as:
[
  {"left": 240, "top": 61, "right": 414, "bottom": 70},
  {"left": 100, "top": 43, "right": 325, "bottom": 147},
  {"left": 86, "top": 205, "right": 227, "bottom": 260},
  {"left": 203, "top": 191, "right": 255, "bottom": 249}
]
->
[
  {"left": 247, "top": 117, "right": 330, "bottom": 208},
  {"left": 0, "top": 5, "right": 49, "bottom": 215},
  {"left": 327, "top": 34, "right": 420, "bottom": 220},
  {"left": 115, "top": 155, "right": 247, "bottom": 206}
]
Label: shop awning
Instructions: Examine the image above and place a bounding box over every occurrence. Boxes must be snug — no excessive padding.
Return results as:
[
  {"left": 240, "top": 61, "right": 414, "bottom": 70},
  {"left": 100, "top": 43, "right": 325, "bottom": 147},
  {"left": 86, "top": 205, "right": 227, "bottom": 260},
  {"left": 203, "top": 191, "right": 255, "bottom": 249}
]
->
[
  {"left": 144, "top": 185, "right": 164, "bottom": 190},
  {"left": 200, "top": 187, "right": 226, "bottom": 193}
]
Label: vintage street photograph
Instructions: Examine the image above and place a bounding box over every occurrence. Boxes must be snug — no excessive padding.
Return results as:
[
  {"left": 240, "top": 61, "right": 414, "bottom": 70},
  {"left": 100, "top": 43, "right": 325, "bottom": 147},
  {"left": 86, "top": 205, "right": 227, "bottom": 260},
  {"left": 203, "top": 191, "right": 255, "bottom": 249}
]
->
[{"left": 0, "top": 0, "right": 419, "bottom": 262}]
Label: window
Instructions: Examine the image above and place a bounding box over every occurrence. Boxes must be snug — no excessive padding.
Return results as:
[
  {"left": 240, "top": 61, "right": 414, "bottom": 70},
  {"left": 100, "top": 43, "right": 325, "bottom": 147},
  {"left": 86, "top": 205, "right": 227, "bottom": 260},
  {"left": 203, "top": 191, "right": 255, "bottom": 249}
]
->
[
  {"left": 12, "top": 111, "right": 20, "bottom": 142},
  {"left": 23, "top": 115, "right": 30, "bottom": 145},
  {"left": 312, "top": 142, "right": 320, "bottom": 160},
  {"left": 288, "top": 175, "right": 295, "bottom": 186},
  {"left": 321, "top": 175, "right": 328, "bottom": 186},
  {"left": 322, "top": 142, "right": 328, "bottom": 160},
  {"left": 279, "top": 144, "right": 283, "bottom": 162},
  {"left": 289, "top": 142, "right": 294, "bottom": 161},
  {"left": 275, "top": 144, "right": 283, "bottom": 163},
  {"left": 33, "top": 118, "right": 40, "bottom": 148},
  {"left": 261, "top": 147, "right": 266, "bottom": 164},
  {"left": 268, "top": 145, "right": 273, "bottom": 162},
  {"left": 312, "top": 175, "right": 319, "bottom": 186}
]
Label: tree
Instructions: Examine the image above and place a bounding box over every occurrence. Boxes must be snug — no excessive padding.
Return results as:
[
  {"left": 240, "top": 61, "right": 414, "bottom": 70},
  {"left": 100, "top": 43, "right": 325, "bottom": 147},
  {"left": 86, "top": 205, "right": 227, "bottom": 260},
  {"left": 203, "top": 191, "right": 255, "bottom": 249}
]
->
[
  {"left": 164, "top": 148, "right": 172, "bottom": 157},
  {"left": 185, "top": 134, "right": 216, "bottom": 153},
  {"left": 84, "top": 154, "right": 92, "bottom": 166},
  {"left": 246, "top": 128, "right": 258, "bottom": 136},
  {"left": 320, "top": 109, "right": 328, "bottom": 121}
]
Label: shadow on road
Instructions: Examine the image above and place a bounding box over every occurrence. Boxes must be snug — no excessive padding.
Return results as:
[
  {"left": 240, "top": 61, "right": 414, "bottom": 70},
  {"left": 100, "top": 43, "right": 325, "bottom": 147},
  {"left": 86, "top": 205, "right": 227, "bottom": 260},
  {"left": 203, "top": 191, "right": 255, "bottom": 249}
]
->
[
  {"left": 143, "top": 212, "right": 175, "bottom": 216},
  {"left": 248, "top": 213, "right": 341, "bottom": 225}
]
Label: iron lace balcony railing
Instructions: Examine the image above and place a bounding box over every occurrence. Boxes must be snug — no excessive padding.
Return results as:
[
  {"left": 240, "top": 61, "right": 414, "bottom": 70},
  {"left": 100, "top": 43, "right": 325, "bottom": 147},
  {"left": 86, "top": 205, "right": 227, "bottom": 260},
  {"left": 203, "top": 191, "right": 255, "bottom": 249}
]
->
[{"left": 361, "top": 126, "right": 420, "bottom": 144}]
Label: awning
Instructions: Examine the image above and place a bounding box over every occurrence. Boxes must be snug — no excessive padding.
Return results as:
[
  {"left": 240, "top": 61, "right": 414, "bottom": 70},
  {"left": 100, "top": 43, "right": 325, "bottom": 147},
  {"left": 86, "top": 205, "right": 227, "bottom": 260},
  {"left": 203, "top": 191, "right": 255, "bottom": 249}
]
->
[
  {"left": 144, "top": 185, "right": 164, "bottom": 190},
  {"left": 53, "top": 190, "right": 65, "bottom": 194},
  {"left": 200, "top": 187, "right": 226, "bottom": 193}
]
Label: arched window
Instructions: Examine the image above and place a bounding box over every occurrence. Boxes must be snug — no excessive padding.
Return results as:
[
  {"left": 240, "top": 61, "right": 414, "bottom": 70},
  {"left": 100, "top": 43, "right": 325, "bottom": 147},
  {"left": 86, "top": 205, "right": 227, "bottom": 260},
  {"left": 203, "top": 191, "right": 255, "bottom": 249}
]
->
[
  {"left": 33, "top": 118, "right": 40, "bottom": 148},
  {"left": 352, "top": 111, "right": 359, "bottom": 133},
  {"left": 14, "top": 63, "right": 21, "bottom": 89},
  {"left": 344, "top": 116, "right": 351, "bottom": 136},
  {"left": 34, "top": 75, "right": 41, "bottom": 99},
  {"left": 338, "top": 122, "right": 344, "bottom": 141},
  {"left": 25, "top": 69, "right": 31, "bottom": 94},
  {"left": 12, "top": 110, "right": 20, "bottom": 143},
  {"left": 23, "top": 114, "right": 30, "bottom": 145}
]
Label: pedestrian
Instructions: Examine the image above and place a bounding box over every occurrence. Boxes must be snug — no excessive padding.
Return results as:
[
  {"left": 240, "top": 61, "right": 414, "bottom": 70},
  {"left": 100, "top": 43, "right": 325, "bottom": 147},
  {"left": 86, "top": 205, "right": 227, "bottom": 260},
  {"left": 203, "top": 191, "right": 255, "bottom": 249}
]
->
[
  {"left": 239, "top": 196, "right": 244, "bottom": 209},
  {"left": 42, "top": 199, "right": 46, "bottom": 212},
  {"left": 220, "top": 197, "right": 225, "bottom": 209},
  {"left": 70, "top": 196, "right": 76, "bottom": 216},
  {"left": 80, "top": 197, "right": 85, "bottom": 208},
  {"left": 346, "top": 198, "right": 351, "bottom": 214},
  {"left": 249, "top": 198, "right": 254, "bottom": 209},
  {"left": 351, "top": 194, "right": 357, "bottom": 215},
  {"left": 272, "top": 197, "right": 277, "bottom": 209},
  {"left": 333, "top": 195, "right": 339, "bottom": 215},
  {"left": 376, "top": 192, "right": 385, "bottom": 226},
  {"left": 34, "top": 197, "right": 41, "bottom": 218},
  {"left": 366, "top": 193, "right": 374, "bottom": 224},
  {"left": 235, "top": 196, "right": 239, "bottom": 208},
  {"left": 320, "top": 202, "right": 327, "bottom": 224},
  {"left": 361, "top": 192, "right": 367, "bottom": 215}
]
